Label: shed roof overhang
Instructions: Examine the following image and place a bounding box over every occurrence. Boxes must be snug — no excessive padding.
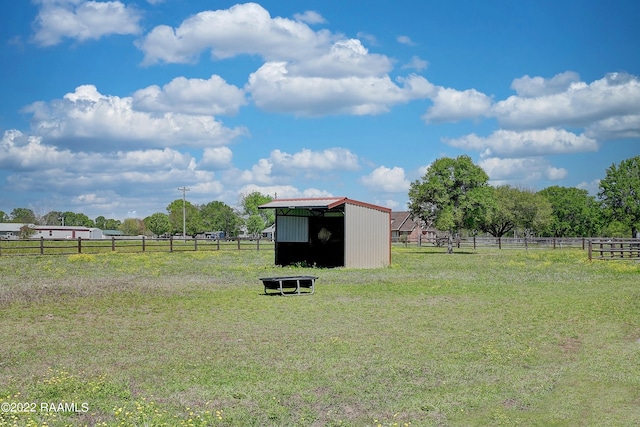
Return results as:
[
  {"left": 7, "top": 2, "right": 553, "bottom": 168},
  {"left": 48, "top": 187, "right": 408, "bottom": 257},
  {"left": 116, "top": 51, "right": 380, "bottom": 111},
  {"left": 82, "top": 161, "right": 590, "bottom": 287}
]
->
[{"left": 258, "top": 197, "right": 391, "bottom": 213}]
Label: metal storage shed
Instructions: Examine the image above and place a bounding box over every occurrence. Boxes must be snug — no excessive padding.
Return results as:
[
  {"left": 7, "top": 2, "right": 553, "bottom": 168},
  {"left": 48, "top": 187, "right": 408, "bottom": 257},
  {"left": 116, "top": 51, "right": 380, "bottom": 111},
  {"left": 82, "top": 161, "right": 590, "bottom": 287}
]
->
[{"left": 258, "top": 197, "right": 391, "bottom": 268}]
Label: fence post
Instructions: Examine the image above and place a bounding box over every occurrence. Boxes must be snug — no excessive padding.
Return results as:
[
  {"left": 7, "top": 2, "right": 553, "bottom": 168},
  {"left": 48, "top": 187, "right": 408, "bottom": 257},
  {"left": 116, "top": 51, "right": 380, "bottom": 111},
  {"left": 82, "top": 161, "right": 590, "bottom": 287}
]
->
[
  {"left": 112, "top": 237, "right": 116, "bottom": 252},
  {"left": 473, "top": 236, "right": 476, "bottom": 250},
  {"left": 498, "top": 237, "right": 502, "bottom": 250},
  {"left": 194, "top": 236, "right": 198, "bottom": 251},
  {"left": 257, "top": 238, "right": 260, "bottom": 251},
  {"left": 217, "top": 238, "right": 220, "bottom": 250},
  {"left": 620, "top": 242, "right": 624, "bottom": 258},
  {"left": 41, "top": 237, "right": 45, "bottom": 255},
  {"left": 237, "top": 238, "right": 241, "bottom": 250},
  {"left": 582, "top": 237, "right": 585, "bottom": 250},
  {"left": 588, "top": 240, "right": 592, "bottom": 261},
  {"left": 553, "top": 238, "right": 556, "bottom": 249},
  {"left": 142, "top": 236, "right": 146, "bottom": 252},
  {"left": 169, "top": 235, "right": 173, "bottom": 252},
  {"left": 78, "top": 237, "right": 82, "bottom": 254}
]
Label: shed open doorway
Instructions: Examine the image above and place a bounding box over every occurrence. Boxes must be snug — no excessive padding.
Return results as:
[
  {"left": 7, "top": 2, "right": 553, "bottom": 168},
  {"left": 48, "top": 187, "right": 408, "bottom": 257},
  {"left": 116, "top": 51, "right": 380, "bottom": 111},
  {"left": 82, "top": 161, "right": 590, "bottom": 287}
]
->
[{"left": 259, "top": 197, "right": 391, "bottom": 269}]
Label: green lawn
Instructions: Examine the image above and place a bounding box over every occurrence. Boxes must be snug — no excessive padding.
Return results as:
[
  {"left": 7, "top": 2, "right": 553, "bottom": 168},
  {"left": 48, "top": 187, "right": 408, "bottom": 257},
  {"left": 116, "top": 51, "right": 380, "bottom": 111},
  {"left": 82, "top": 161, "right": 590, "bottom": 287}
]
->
[{"left": 0, "top": 247, "right": 638, "bottom": 426}]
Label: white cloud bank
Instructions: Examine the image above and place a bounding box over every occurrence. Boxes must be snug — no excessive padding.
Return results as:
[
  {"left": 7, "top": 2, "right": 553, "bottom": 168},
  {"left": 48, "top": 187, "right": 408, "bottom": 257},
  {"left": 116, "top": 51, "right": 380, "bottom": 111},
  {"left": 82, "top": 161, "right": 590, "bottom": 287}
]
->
[
  {"left": 360, "top": 166, "right": 411, "bottom": 193},
  {"left": 136, "top": 3, "right": 332, "bottom": 65},
  {"left": 439, "top": 72, "right": 640, "bottom": 184},
  {"left": 136, "top": 3, "right": 435, "bottom": 116},
  {"left": 446, "top": 128, "right": 599, "bottom": 158},
  {"left": 493, "top": 72, "right": 640, "bottom": 131},
  {"left": 23, "top": 84, "right": 248, "bottom": 150},
  {"left": 32, "top": 0, "right": 142, "bottom": 46}
]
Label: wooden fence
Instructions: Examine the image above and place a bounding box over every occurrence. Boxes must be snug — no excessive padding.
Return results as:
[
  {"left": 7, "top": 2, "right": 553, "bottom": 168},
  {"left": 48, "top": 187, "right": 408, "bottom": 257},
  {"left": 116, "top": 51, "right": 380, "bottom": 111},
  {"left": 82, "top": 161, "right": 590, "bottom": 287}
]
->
[
  {"left": 587, "top": 239, "right": 640, "bottom": 260},
  {"left": 395, "top": 236, "right": 589, "bottom": 250},
  {"left": 0, "top": 236, "right": 274, "bottom": 256}
]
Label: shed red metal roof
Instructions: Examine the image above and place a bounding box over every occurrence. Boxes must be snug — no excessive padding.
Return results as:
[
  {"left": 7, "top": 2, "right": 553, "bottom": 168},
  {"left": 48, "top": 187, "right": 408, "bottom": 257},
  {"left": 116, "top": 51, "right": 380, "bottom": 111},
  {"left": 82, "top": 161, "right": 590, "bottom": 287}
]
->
[{"left": 258, "top": 197, "right": 391, "bottom": 213}]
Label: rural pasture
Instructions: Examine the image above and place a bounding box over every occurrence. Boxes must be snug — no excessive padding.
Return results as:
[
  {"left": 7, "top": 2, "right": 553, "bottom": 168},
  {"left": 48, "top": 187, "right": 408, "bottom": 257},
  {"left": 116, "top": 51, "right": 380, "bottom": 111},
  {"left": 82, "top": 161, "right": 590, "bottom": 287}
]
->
[{"left": 0, "top": 246, "right": 638, "bottom": 426}]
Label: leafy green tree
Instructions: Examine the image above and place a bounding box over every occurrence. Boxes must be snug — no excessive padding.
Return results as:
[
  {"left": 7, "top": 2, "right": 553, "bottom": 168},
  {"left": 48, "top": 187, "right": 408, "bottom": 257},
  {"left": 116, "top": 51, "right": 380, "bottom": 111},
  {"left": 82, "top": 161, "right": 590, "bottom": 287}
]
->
[
  {"left": 512, "top": 188, "right": 553, "bottom": 248},
  {"left": 538, "top": 186, "right": 602, "bottom": 237},
  {"left": 245, "top": 214, "right": 266, "bottom": 237},
  {"left": 144, "top": 213, "right": 171, "bottom": 237},
  {"left": 240, "top": 192, "right": 274, "bottom": 226},
  {"left": 10, "top": 208, "right": 36, "bottom": 223},
  {"left": 600, "top": 220, "right": 630, "bottom": 238},
  {"left": 104, "top": 218, "right": 121, "bottom": 230},
  {"left": 166, "top": 199, "right": 203, "bottom": 236},
  {"left": 479, "top": 185, "right": 520, "bottom": 238},
  {"left": 94, "top": 216, "right": 107, "bottom": 229},
  {"left": 61, "top": 211, "right": 95, "bottom": 227},
  {"left": 408, "top": 155, "right": 491, "bottom": 253},
  {"left": 199, "top": 201, "right": 243, "bottom": 238},
  {"left": 120, "top": 218, "right": 146, "bottom": 236},
  {"left": 0, "top": 211, "right": 7, "bottom": 222},
  {"left": 598, "top": 156, "right": 640, "bottom": 238}
]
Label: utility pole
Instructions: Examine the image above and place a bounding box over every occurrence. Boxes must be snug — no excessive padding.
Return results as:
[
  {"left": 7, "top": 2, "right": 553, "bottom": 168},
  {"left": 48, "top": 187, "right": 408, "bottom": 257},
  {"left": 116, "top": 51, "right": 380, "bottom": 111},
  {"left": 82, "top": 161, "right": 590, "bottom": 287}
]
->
[{"left": 178, "top": 187, "right": 190, "bottom": 241}]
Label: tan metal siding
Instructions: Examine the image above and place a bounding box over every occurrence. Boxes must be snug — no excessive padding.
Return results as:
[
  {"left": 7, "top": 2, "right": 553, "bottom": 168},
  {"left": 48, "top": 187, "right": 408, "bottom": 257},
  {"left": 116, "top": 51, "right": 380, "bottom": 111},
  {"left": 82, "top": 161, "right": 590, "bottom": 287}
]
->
[{"left": 344, "top": 203, "right": 390, "bottom": 268}]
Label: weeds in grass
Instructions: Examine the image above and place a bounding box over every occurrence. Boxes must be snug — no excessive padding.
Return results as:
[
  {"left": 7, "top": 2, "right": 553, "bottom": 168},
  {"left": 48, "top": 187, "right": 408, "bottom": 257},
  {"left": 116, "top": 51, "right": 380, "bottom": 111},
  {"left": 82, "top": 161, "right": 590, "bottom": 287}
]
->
[{"left": 0, "top": 248, "right": 638, "bottom": 426}]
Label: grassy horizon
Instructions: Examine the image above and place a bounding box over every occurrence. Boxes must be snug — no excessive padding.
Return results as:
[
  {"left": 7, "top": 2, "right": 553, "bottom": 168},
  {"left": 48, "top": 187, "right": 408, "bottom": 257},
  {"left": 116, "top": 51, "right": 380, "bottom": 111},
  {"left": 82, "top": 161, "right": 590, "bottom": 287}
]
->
[{"left": 1, "top": 247, "right": 639, "bottom": 426}]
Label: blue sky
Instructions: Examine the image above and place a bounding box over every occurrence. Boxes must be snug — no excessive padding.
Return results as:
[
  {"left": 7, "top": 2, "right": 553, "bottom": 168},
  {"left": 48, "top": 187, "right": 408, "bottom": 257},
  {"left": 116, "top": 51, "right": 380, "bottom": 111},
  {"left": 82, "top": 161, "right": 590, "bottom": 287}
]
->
[{"left": 1, "top": 0, "right": 639, "bottom": 220}]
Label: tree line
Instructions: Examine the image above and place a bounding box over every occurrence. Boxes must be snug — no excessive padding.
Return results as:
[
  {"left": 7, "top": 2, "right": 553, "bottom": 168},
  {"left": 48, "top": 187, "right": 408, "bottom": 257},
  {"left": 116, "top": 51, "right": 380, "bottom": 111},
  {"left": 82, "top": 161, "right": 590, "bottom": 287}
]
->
[
  {"left": 409, "top": 155, "right": 640, "bottom": 253},
  {"left": 1, "top": 192, "right": 274, "bottom": 239},
  {"left": 3, "top": 156, "right": 638, "bottom": 243}
]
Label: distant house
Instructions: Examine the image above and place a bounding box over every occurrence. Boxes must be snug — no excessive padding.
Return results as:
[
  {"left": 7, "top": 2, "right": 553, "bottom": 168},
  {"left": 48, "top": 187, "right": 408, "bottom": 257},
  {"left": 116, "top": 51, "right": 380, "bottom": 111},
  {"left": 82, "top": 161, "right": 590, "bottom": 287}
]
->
[
  {"left": 31, "top": 225, "right": 103, "bottom": 240},
  {"left": 0, "top": 223, "right": 22, "bottom": 239},
  {"left": 391, "top": 211, "right": 436, "bottom": 243},
  {"left": 0, "top": 223, "right": 103, "bottom": 239},
  {"left": 261, "top": 224, "right": 275, "bottom": 241}
]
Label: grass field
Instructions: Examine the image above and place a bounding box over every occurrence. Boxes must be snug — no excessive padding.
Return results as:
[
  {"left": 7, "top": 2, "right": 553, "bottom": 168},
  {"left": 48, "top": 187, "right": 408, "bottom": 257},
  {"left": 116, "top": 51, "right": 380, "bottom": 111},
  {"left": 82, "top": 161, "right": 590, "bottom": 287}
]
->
[{"left": 0, "top": 247, "right": 638, "bottom": 426}]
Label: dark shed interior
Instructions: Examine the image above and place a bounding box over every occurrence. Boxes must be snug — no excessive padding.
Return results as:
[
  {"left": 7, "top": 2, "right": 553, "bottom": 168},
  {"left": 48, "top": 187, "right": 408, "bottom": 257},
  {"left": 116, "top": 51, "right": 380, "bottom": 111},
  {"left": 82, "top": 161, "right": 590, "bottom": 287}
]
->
[{"left": 274, "top": 207, "right": 345, "bottom": 268}]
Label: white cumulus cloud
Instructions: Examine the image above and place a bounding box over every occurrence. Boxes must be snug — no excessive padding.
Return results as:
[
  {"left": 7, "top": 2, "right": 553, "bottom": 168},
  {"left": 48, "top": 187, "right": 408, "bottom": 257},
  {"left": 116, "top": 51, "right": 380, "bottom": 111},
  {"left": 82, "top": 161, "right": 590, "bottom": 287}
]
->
[
  {"left": 293, "top": 10, "right": 326, "bottom": 24},
  {"left": 32, "top": 0, "right": 141, "bottom": 46},
  {"left": 422, "top": 87, "right": 492, "bottom": 123},
  {"left": 23, "top": 85, "right": 248, "bottom": 150},
  {"left": 360, "top": 166, "right": 410, "bottom": 192},
  {"left": 510, "top": 71, "right": 581, "bottom": 98},
  {"left": 479, "top": 157, "right": 567, "bottom": 183},
  {"left": 270, "top": 148, "right": 359, "bottom": 171},
  {"left": 136, "top": 3, "right": 331, "bottom": 65},
  {"left": 493, "top": 72, "right": 640, "bottom": 130},
  {"left": 247, "top": 62, "right": 434, "bottom": 116},
  {"left": 445, "top": 128, "right": 599, "bottom": 158},
  {"left": 132, "top": 75, "right": 246, "bottom": 116}
]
